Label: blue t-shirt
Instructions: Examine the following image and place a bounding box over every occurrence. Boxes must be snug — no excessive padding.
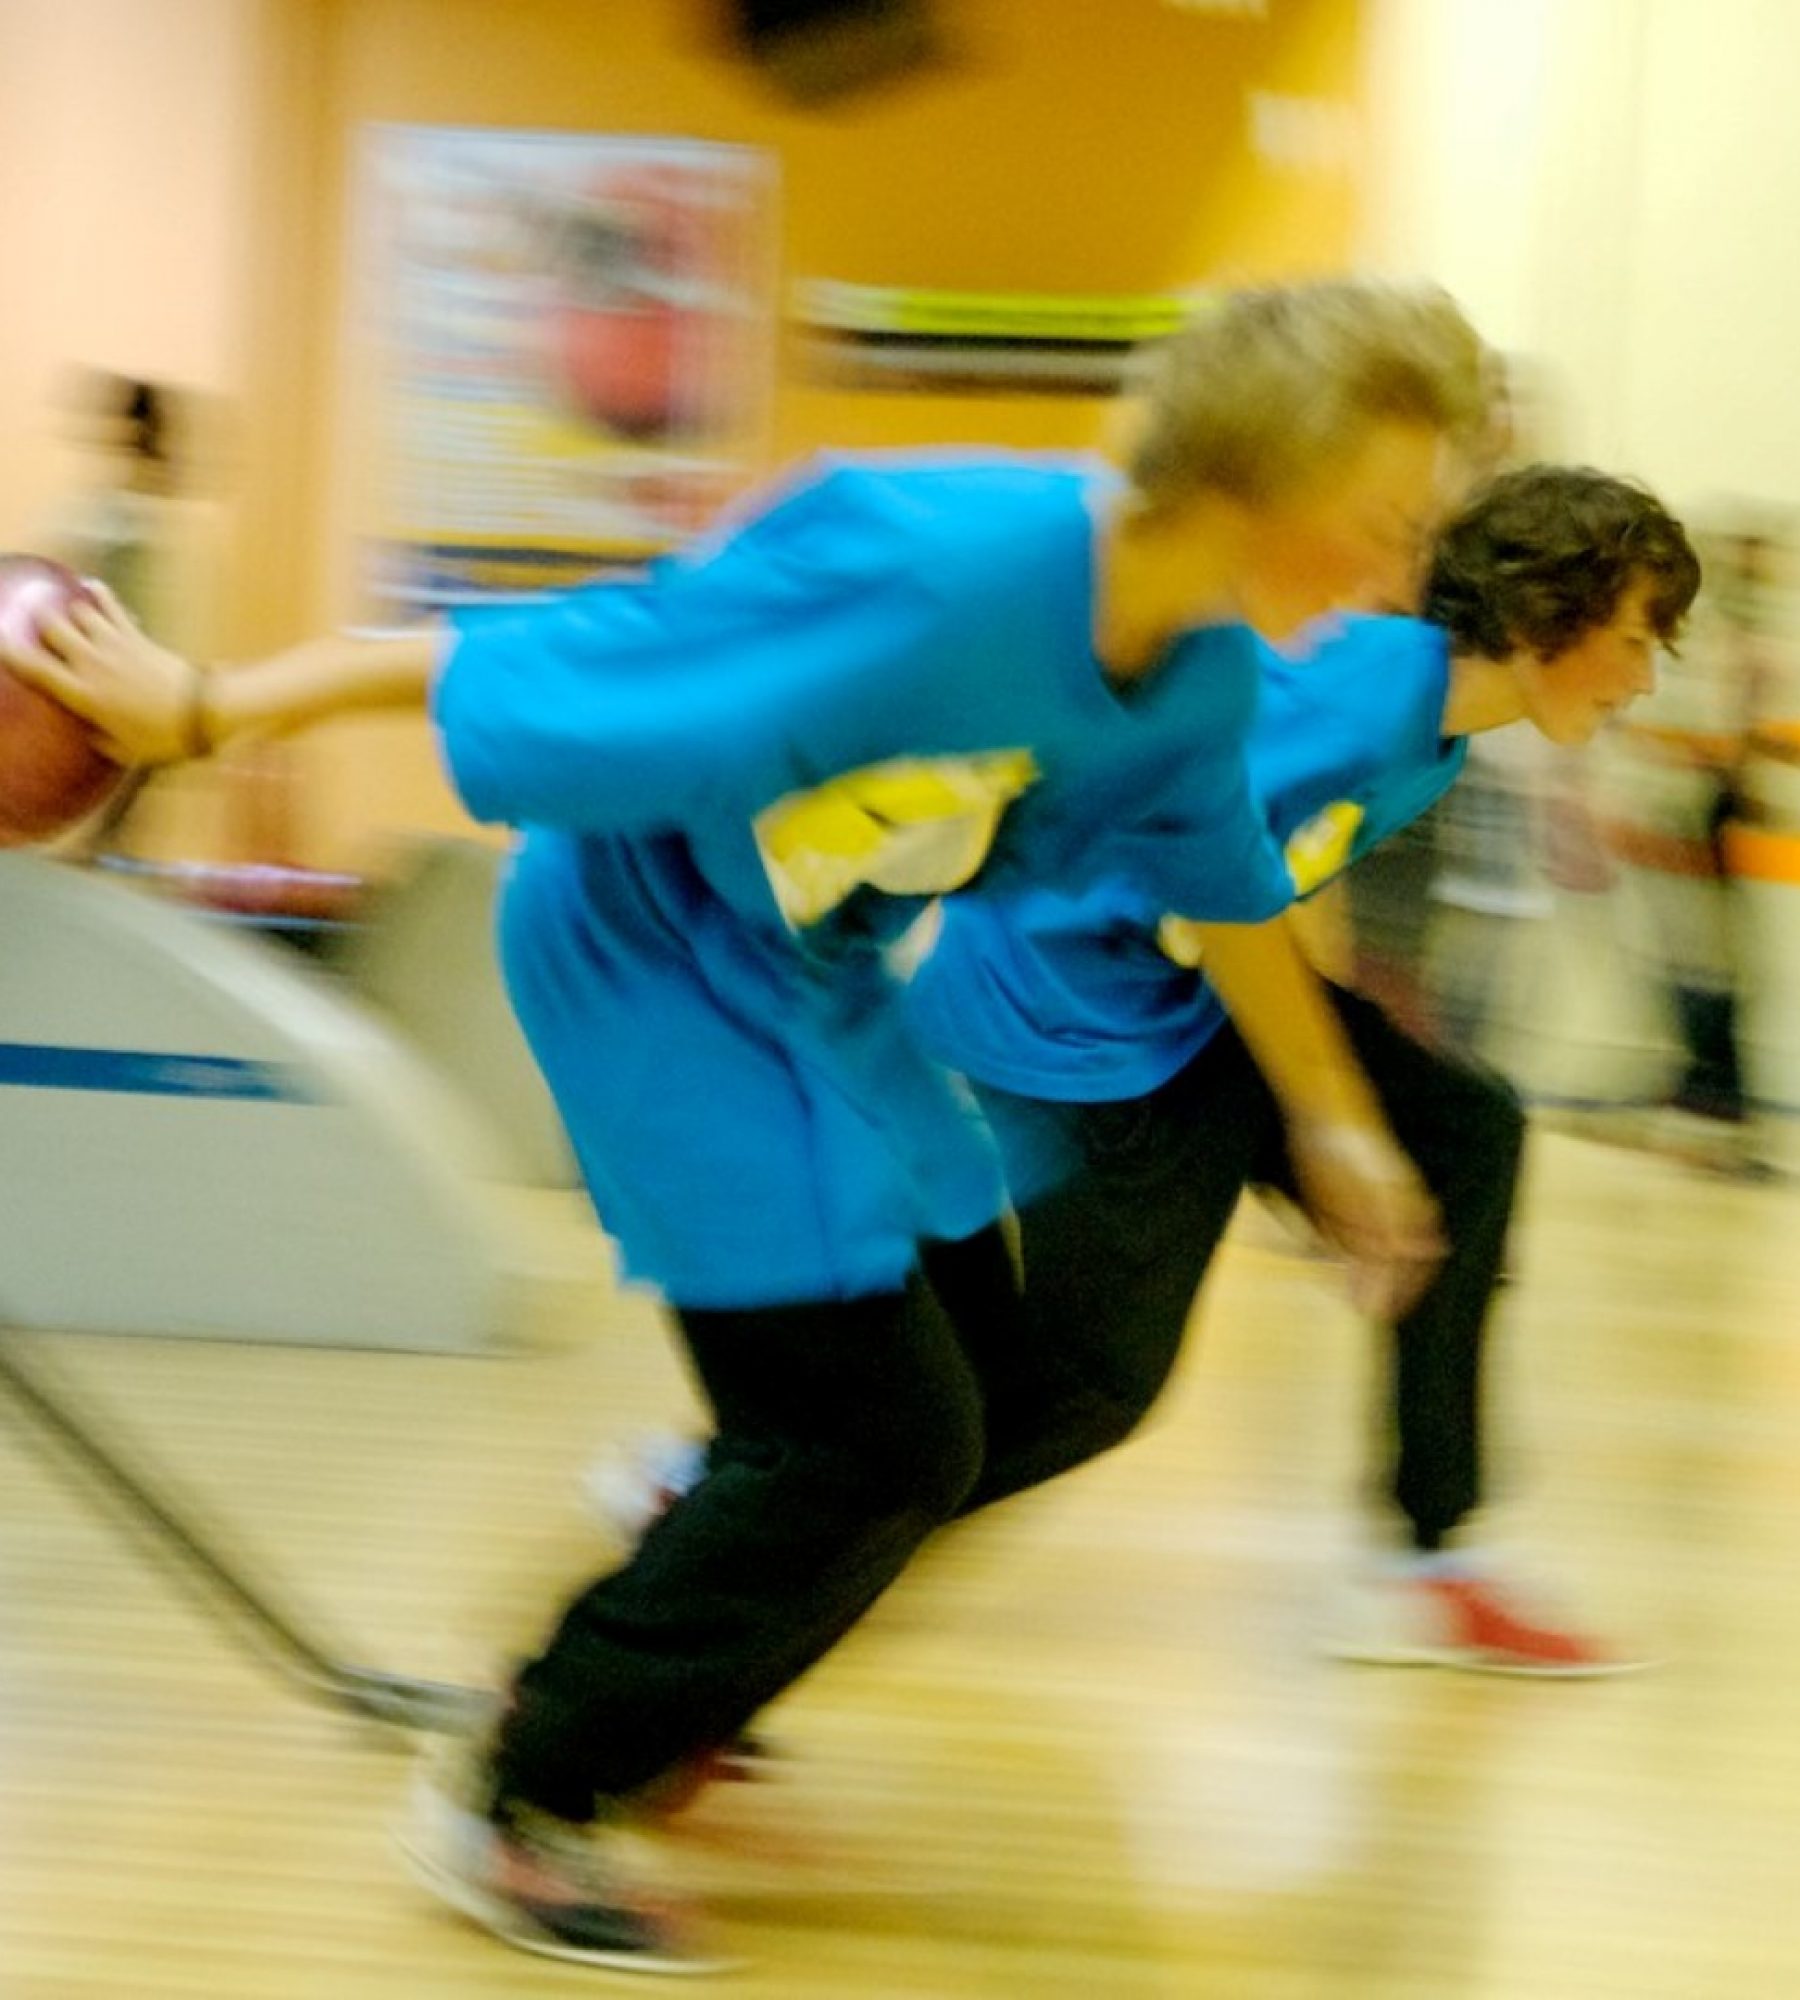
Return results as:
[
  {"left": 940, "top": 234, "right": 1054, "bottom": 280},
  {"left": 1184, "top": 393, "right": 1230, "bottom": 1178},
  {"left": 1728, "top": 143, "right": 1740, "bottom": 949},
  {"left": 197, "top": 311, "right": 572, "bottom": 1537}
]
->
[
  {"left": 436, "top": 451, "right": 1290, "bottom": 943},
  {"left": 909, "top": 613, "right": 1467, "bottom": 1105},
  {"left": 429, "top": 451, "right": 1291, "bottom": 1306}
]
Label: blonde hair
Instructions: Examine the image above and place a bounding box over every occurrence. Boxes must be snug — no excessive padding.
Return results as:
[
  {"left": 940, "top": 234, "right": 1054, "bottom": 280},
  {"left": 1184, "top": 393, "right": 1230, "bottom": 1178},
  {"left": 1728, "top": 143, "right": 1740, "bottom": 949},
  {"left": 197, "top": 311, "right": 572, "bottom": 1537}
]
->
[{"left": 1126, "top": 280, "right": 1490, "bottom": 511}]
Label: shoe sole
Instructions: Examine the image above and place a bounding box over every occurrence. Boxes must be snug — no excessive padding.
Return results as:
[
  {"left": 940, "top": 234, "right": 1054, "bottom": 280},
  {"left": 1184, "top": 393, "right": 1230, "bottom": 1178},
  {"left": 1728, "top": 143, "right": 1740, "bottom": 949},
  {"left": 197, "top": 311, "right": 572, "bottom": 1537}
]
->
[
  {"left": 1325, "top": 1642, "right": 1654, "bottom": 1679},
  {"left": 394, "top": 1825, "right": 734, "bottom": 1975}
]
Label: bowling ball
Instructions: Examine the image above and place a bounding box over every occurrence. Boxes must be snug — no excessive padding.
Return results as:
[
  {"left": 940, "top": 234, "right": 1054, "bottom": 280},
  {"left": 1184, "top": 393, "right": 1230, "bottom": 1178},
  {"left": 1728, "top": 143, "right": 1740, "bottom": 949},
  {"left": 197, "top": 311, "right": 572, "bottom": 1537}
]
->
[
  {"left": 0, "top": 555, "right": 123, "bottom": 846},
  {"left": 544, "top": 169, "right": 711, "bottom": 441},
  {"left": 551, "top": 297, "right": 685, "bottom": 439}
]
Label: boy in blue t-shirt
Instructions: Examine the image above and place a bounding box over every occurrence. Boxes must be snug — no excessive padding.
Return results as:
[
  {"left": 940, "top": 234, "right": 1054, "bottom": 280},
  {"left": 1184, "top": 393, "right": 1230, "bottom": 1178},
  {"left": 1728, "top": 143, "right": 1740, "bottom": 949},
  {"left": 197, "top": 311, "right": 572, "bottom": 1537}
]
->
[
  {"left": 7, "top": 282, "right": 1491, "bottom": 1970},
  {"left": 910, "top": 466, "right": 1701, "bottom": 1670},
  {"left": 442, "top": 450, "right": 1293, "bottom": 1310}
]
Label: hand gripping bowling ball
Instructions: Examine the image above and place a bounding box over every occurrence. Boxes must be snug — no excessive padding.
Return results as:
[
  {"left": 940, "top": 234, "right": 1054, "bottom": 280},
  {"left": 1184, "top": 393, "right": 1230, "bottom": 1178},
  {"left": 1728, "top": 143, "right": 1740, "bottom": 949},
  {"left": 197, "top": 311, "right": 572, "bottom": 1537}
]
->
[{"left": 0, "top": 555, "right": 123, "bottom": 845}]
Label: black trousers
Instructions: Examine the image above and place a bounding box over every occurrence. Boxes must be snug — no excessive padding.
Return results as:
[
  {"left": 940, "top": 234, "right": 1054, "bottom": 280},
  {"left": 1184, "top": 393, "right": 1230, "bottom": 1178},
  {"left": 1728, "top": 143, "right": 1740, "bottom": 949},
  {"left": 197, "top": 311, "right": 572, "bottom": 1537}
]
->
[
  {"left": 493, "top": 988, "right": 1521, "bottom": 1820},
  {"left": 493, "top": 1259, "right": 1000, "bottom": 1817},
  {"left": 965, "top": 985, "right": 1525, "bottom": 1540}
]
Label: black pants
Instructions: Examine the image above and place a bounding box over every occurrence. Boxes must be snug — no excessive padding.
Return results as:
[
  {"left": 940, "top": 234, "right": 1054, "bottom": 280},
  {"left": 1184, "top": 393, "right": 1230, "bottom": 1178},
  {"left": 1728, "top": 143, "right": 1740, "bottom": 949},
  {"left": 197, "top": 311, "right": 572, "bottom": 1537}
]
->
[
  {"left": 493, "top": 988, "right": 1521, "bottom": 1820},
  {"left": 493, "top": 1263, "right": 999, "bottom": 1817},
  {"left": 964, "top": 985, "right": 1525, "bottom": 1542},
  {"left": 1671, "top": 983, "right": 1748, "bottom": 1122}
]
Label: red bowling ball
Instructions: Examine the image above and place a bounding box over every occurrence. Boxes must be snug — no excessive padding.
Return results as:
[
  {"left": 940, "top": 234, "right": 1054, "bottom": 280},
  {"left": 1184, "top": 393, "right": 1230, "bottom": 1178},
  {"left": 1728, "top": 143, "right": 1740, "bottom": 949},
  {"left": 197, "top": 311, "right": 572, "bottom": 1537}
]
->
[{"left": 0, "top": 555, "right": 123, "bottom": 845}]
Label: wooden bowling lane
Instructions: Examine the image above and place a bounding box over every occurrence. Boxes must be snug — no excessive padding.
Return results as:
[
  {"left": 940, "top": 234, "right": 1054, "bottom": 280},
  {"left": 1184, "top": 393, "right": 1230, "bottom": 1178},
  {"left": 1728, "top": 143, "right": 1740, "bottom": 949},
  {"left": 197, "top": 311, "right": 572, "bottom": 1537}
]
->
[{"left": 0, "top": 1131, "right": 1797, "bottom": 1996}]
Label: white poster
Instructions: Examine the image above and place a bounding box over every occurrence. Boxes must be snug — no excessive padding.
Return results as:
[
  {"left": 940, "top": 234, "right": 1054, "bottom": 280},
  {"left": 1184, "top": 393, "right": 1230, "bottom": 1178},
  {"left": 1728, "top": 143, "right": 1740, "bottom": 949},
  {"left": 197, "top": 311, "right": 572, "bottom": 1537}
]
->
[{"left": 355, "top": 127, "right": 777, "bottom": 612}]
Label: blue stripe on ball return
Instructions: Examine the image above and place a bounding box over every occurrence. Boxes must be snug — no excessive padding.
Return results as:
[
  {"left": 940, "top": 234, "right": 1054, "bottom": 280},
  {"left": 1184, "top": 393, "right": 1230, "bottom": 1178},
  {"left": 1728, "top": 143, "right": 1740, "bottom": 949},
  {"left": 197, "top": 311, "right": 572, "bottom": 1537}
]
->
[{"left": 0, "top": 1042, "right": 317, "bottom": 1102}]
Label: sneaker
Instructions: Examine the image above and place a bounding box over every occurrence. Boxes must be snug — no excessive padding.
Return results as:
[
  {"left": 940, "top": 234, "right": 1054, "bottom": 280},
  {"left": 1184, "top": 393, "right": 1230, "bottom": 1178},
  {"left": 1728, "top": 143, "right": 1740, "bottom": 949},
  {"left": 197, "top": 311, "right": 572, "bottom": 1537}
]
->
[
  {"left": 1325, "top": 1566, "right": 1645, "bottom": 1678},
  {"left": 1651, "top": 1105, "right": 1761, "bottom": 1176},
  {"left": 1540, "top": 1103, "right": 1779, "bottom": 1182},
  {"left": 583, "top": 1433, "right": 707, "bottom": 1542},
  {"left": 398, "top": 1741, "right": 730, "bottom": 1973}
]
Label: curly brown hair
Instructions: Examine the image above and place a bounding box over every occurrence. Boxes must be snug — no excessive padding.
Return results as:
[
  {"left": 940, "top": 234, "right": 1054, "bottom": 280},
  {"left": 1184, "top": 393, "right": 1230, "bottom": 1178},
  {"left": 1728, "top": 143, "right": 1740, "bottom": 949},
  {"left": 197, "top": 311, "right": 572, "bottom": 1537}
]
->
[{"left": 1423, "top": 464, "right": 1701, "bottom": 660}]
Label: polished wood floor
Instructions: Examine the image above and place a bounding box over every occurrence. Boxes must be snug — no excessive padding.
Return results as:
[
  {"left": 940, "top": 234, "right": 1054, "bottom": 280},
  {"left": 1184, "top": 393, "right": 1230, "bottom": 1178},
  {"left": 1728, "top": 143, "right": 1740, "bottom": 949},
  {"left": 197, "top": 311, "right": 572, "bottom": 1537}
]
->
[{"left": 2, "top": 1127, "right": 1797, "bottom": 1998}]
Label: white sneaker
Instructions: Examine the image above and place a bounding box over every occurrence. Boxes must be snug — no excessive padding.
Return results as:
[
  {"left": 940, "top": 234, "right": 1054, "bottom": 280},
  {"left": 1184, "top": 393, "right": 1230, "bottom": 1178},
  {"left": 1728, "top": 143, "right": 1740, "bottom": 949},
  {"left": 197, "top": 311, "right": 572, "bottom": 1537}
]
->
[
  {"left": 582, "top": 1433, "right": 706, "bottom": 1540},
  {"left": 398, "top": 1739, "right": 729, "bottom": 1973}
]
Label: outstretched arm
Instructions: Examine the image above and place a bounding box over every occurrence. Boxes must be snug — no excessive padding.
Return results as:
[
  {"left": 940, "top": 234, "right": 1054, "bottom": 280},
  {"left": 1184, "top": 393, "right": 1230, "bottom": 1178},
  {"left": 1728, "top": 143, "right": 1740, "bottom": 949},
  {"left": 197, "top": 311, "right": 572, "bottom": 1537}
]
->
[{"left": 2, "top": 581, "right": 437, "bottom": 766}]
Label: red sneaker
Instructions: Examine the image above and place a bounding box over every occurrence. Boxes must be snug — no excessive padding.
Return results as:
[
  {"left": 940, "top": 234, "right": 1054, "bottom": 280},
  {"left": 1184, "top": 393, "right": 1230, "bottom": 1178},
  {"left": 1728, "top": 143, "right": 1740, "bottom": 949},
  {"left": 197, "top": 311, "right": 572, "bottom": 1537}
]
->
[{"left": 1327, "top": 1568, "right": 1646, "bottom": 1678}]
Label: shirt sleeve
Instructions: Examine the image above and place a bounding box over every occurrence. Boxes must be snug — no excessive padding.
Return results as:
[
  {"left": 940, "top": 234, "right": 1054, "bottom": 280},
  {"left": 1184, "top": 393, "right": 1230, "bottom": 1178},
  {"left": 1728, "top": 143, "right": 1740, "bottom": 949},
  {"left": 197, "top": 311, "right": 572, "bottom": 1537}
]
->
[
  {"left": 1146, "top": 770, "right": 1297, "bottom": 925},
  {"left": 1155, "top": 611, "right": 1454, "bottom": 922},
  {"left": 1305, "top": 614, "right": 1454, "bottom": 771},
  {"left": 1125, "top": 627, "right": 1297, "bottom": 925},
  {"left": 430, "top": 471, "right": 946, "bottom": 836}
]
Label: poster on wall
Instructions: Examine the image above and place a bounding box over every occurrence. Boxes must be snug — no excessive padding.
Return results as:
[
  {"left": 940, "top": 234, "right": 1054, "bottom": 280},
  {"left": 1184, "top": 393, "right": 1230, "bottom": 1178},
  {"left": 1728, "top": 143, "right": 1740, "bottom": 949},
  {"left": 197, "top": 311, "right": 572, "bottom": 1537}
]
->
[{"left": 354, "top": 126, "right": 778, "bottom": 614}]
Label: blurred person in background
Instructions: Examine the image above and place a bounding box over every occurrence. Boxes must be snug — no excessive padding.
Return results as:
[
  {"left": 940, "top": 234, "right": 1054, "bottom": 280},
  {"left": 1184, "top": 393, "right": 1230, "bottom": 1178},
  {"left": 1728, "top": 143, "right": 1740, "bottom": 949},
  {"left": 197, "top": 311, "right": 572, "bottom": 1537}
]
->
[
  {"left": 1602, "top": 514, "right": 1793, "bottom": 1174},
  {"left": 48, "top": 373, "right": 192, "bottom": 645},
  {"left": 42, "top": 371, "right": 269, "bottom": 863}
]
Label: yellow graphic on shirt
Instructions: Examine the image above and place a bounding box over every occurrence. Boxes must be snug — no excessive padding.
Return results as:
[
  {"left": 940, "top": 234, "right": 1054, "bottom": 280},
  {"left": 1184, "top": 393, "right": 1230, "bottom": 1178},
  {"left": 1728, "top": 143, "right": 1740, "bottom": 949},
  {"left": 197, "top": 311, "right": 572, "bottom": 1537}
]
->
[
  {"left": 1156, "top": 912, "right": 1208, "bottom": 968},
  {"left": 1156, "top": 799, "right": 1365, "bottom": 969},
  {"left": 1283, "top": 799, "right": 1366, "bottom": 896},
  {"left": 754, "top": 750, "right": 1041, "bottom": 929}
]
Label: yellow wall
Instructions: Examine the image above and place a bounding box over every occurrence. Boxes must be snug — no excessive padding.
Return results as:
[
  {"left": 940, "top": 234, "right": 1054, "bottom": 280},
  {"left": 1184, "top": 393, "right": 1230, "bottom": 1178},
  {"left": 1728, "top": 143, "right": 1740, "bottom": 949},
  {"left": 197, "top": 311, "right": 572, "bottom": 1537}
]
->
[
  {"left": 0, "top": 0, "right": 278, "bottom": 861},
  {"left": 308, "top": 0, "right": 1362, "bottom": 476},
  {"left": 0, "top": 0, "right": 262, "bottom": 544},
  {"left": 9, "top": 0, "right": 1365, "bottom": 867}
]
